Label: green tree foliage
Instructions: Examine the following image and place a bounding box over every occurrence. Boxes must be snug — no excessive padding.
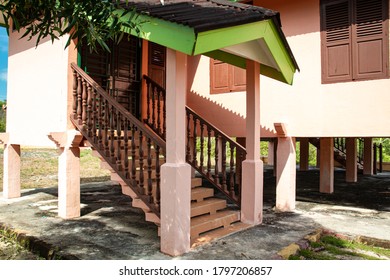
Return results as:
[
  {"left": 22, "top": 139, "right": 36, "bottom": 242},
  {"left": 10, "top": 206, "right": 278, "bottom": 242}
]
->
[
  {"left": 0, "top": 100, "right": 6, "bottom": 132},
  {"left": 0, "top": 0, "right": 139, "bottom": 52}
]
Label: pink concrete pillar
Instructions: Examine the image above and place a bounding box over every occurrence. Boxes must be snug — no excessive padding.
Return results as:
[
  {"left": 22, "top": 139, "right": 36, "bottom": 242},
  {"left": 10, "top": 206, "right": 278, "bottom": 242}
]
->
[
  {"left": 299, "top": 138, "right": 309, "bottom": 171},
  {"left": 267, "top": 141, "right": 274, "bottom": 166},
  {"left": 160, "top": 49, "right": 191, "bottom": 256},
  {"left": 58, "top": 146, "right": 81, "bottom": 219},
  {"left": 276, "top": 137, "right": 296, "bottom": 212},
  {"left": 3, "top": 144, "right": 21, "bottom": 199},
  {"left": 346, "top": 137, "right": 357, "bottom": 182},
  {"left": 241, "top": 60, "right": 263, "bottom": 225},
  {"left": 320, "top": 137, "right": 334, "bottom": 193},
  {"left": 363, "top": 137, "right": 373, "bottom": 175}
]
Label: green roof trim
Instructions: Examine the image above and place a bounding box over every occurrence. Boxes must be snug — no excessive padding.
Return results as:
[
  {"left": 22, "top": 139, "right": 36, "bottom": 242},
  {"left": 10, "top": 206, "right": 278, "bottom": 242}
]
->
[{"left": 119, "top": 8, "right": 297, "bottom": 84}]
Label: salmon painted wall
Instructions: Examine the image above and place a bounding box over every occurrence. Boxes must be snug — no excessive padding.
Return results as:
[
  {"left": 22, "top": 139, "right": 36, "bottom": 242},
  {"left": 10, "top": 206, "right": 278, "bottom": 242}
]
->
[
  {"left": 188, "top": 0, "right": 390, "bottom": 138},
  {"left": 7, "top": 30, "right": 70, "bottom": 147}
]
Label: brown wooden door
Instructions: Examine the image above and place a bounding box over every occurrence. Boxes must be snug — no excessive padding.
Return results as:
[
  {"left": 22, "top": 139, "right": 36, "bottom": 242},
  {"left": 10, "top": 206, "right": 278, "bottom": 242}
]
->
[
  {"left": 148, "top": 42, "right": 166, "bottom": 88},
  {"left": 80, "top": 37, "right": 141, "bottom": 118}
]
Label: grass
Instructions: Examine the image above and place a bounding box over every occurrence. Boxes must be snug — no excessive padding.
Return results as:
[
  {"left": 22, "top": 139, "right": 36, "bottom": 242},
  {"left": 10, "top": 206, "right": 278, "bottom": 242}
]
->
[
  {"left": 289, "top": 233, "right": 390, "bottom": 260},
  {"left": 0, "top": 147, "right": 110, "bottom": 192}
]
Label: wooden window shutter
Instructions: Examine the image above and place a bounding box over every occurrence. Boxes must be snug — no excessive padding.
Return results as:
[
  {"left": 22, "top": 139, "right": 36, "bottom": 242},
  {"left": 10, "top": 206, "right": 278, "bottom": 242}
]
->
[
  {"left": 353, "top": 0, "right": 389, "bottom": 80},
  {"left": 321, "top": 0, "right": 353, "bottom": 83},
  {"left": 148, "top": 42, "right": 166, "bottom": 88},
  {"left": 210, "top": 59, "right": 230, "bottom": 94},
  {"left": 210, "top": 59, "right": 247, "bottom": 93}
]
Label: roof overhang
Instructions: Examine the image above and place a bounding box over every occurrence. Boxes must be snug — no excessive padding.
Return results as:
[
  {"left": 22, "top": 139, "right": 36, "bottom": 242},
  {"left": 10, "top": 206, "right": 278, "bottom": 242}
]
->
[{"left": 118, "top": 4, "right": 298, "bottom": 85}]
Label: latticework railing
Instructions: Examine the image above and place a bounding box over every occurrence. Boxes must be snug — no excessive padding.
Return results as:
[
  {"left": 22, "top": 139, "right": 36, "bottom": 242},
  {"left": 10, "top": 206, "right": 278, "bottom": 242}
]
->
[{"left": 70, "top": 63, "right": 165, "bottom": 216}]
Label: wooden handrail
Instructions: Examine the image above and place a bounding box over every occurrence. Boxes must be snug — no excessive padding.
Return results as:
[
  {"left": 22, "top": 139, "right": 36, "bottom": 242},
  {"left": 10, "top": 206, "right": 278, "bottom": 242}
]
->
[{"left": 71, "top": 63, "right": 166, "bottom": 152}]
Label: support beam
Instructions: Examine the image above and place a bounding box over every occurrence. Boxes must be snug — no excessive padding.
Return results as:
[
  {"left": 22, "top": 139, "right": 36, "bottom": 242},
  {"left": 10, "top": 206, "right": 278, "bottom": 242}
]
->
[
  {"left": 49, "top": 130, "right": 83, "bottom": 219},
  {"left": 3, "top": 143, "right": 21, "bottom": 199},
  {"left": 267, "top": 141, "right": 274, "bottom": 166},
  {"left": 276, "top": 137, "right": 296, "bottom": 212},
  {"left": 363, "top": 137, "right": 373, "bottom": 175},
  {"left": 345, "top": 137, "right": 357, "bottom": 183},
  {"left": 58, "top": 146, "right": 81, "bottom": 219},
  {"left": 320, "top": 137, "right": 334, "bottom": 194},
  {"left": 160, "top": 49, "right": 191, "bottom": 256},
  {"left": 299, "top": 138, "right": 309, "bottom": 171},
  {"left": 241, "top": 59, "right": 263, "bottom": 225}
]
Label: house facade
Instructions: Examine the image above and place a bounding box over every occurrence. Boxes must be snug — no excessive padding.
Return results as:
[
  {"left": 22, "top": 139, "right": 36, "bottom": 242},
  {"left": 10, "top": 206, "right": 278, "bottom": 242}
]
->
[{"left": 1, "top": 0, "right": 388, "bottom": 256}]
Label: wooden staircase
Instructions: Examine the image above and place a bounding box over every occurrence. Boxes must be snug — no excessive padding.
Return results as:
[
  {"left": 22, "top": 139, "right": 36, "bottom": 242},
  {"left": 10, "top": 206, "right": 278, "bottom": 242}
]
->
[{"left": 70, "top": 62, "right": 248, "bottom": 250}]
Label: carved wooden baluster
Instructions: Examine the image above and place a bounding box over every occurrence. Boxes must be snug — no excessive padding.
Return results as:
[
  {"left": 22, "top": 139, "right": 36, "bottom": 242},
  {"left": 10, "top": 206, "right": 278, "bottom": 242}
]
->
[
  {"left": 87, "top": 84, "right": 93, "bottom": 137},
  {"left": 116, "top": 112, "right": 122, "bottom": 171},
  {"left": 155, "top": 145, "right": 161, "bottom": 210},
  {"left": 110, "top": 106, "right": 115, "bottom": 163},
  {"left": 229, "top": 144, "right": 236, "bottom": 198},
  {"left": 72, "top": 70, "right": 77, "bottom": 119},
  {"left": 104, "top": 100, "right": 109, "bottom": 156},
  {"left": 77, "top": 74, "right": 82, "bottom": 124},
  {"left": 221, "top": 138, "right": 227, "bottom": 192},
  {"left": 186, "top": 110, "right": 191, "bottom": 162},
  {"left": 147, "top": 137, "right": 153, "bottom": 201},
  {"left": 151, "top": 86, "right": 156, "bottom": 130},
  {"left": 199, "top": 121, "right": 205, "bottom": 172},
  {"left": 82, "top": 79, "right": 87, "bottom": 129},
  {"left": 207, "top": 127, "right": 212, "bottom": 177},
  {"left": 237, "top": 150, "right": 244, "bottom": 200},
  {"left": 92, "top": 89, "right": 98, "bottom": 143},
  {"left": 157, "top": 88, "right": 161, "bottom": 136},
  {"left": 146, "top": 80, "right": 151, "bottom": 124},
  {"left": 98, "top": 95, "right": 103, "bottom": 149},
  {"left": 123, "top": 118, "right": 129, "bottom": 179},
  {"left": 192, "top": 115, "right": 198, "bottom": 166},
  {"left": 131, "top": 125, "right": 137, "bottom": 185},
  {"left": 162, "top": 91, "right": 166, "bottom": 139},
  {"left": 214, "top": 134, "right": 219, "bottom": 184},
  {"left": 138, "top": 131, "right": 145, "bottom": 194}
]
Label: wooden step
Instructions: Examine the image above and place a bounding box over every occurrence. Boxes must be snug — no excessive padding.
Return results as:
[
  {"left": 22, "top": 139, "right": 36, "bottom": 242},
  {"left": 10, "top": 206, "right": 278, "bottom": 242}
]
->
[
  {"left": 191, "top": 198, "right": 226, "bottom": 217},
  {"left": 191, "top": 222, "right": 251, "bottom": 248},
  {"left": 191, "top": 187, "right": 214, "bottom": 202},
  {"left": 190, "top": 210, "right": 240, "bottom": 238},
  {"left": 191, "top": 177, "right": 202, "bottom": 188}
]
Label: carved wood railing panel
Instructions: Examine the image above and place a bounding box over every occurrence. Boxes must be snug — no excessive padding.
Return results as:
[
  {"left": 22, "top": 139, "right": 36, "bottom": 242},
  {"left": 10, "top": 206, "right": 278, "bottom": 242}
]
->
[{"left": 71, "top": 63, "right": 165, "bottom": 216}]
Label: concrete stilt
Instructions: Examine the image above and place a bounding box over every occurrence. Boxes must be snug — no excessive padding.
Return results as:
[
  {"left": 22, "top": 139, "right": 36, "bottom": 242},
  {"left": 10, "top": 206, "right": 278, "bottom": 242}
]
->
[{"left": 3, "top": 143, "right": 21, "bottom": 199}]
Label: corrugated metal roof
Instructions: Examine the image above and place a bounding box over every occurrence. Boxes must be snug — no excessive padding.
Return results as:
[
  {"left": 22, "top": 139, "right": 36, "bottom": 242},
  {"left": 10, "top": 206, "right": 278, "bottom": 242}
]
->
[{"left": 123, "top": 0, "right": 281, "bottom": 33}]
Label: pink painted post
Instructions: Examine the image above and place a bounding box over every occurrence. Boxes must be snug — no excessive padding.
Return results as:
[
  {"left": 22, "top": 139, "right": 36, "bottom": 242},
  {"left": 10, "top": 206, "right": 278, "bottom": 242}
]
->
[
  {"left": 58, "top": 146, "right": 81, "bottom": 219},
  {"left": 160, "top": 49, "right": 191, "bottom": 256},
  {"left": 276, "top": 137, "right": 296, "bottom": 212},
  {"left": 241, "top": 60, "right": 263, "bottom": 225},
  {"left": 346, "top": 137, "right": 357, "bottom": 182},
  {"left": 3, "top": 144, "right": 21, "bottom": 199},
  {"left": 363, "top": 137, "right": 373, "bottom": 175},
  {"left": 299, "top": 138, "right": 309, "bottom": 171},
  {"left": 320, "top": 137, "right": 334, "bottom": 193}
]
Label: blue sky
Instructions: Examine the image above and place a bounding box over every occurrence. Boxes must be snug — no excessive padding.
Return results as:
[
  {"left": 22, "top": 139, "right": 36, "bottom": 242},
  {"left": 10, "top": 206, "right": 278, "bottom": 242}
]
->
[{"left": 0, "top": 27, "right": 8, "bottom": 101}]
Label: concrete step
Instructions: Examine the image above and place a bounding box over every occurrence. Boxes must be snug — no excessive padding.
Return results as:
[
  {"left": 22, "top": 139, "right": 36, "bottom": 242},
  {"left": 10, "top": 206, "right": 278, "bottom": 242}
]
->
[
  {"left": 191, "top": 187, "right": 214, "bottom": 202},
  {"left": 191, "top": 198, "right": 226, "bottom": 218},
  {"left": 190, "top": 210, "right": 240, "bottom": 238}
]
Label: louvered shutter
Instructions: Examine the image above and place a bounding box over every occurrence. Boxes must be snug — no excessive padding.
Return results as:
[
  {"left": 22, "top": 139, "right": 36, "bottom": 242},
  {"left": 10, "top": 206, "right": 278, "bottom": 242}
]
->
[
  {"left": 321, "top": 0, "right": 353, "bottom": 83},
  {"left": 353, "top": 0, "right": 388, "bottom": 80},
  {"left": 148, "top": 42, "right": 166, "bottom": 88},
  {"left": 210, "top": 59, "right": 230, "bottom": 94}
]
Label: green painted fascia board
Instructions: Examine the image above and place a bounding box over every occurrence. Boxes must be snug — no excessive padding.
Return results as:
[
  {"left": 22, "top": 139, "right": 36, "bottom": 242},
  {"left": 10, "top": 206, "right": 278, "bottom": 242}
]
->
[
  {"left": 262, "top": 21, "right": 296, "bottom": 85},
  {"left": 120, "top": 11, "right": 196, "bottom": 55},
  {"left": 194, "top": 20, "right": 269, "bottom": 55},
  {"left": 204, "top": 50, "right": 288, "bottom": 84}
]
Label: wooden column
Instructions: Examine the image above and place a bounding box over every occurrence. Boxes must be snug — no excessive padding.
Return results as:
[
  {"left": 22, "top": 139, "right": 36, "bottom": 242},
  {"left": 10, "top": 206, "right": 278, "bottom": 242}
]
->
[
  {"left": 299, "top": 138, "right": 309, "bottom": 171},
  {"left": 160, "top": 49, "right": 191, "bottom": 256},
  {"left": 363, "top": 137, "right": 373, "bottom": 175},
  {"left": 267, "top": 141, "right": 274, "bottom": 166},
  {"left": 320, "top": 137, "right": 334, "bottom": 193},
  {"left": 3, "top": 141, "right": 21, "bottom": 199},
  {"left": 276, "top": 137, "right": 296, "bottom": 212},
  {"left": 241, "top": 60, "right": 263, "bottom": 225},
  {"left": 346, "top": 137, "right": 357, "bottom": 182}
]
